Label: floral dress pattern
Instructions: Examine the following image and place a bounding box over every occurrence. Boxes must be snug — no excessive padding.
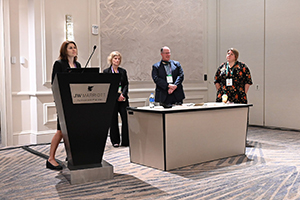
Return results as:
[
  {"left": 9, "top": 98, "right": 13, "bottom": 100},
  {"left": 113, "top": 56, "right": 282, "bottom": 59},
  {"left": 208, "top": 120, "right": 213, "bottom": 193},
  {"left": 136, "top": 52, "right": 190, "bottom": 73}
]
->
[{"left": 214, "top": 61, "right": 253, "bottom": 103}]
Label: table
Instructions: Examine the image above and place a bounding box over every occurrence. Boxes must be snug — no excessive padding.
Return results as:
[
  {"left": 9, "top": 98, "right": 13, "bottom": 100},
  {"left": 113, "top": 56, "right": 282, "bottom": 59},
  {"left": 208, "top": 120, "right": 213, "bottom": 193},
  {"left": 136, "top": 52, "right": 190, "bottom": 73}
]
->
[{"left": 127, "top": 103, "right": 252, "bottom": 171}]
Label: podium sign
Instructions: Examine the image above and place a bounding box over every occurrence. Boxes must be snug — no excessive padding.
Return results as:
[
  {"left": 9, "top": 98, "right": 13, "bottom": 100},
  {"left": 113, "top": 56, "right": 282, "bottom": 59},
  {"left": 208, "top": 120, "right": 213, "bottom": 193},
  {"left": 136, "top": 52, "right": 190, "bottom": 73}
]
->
[
  {"left": 52, "top": 73, "right": 120, "bottom": 170},
  {"left": 69, "top": 83, "right": 110, "bottom": 104}
]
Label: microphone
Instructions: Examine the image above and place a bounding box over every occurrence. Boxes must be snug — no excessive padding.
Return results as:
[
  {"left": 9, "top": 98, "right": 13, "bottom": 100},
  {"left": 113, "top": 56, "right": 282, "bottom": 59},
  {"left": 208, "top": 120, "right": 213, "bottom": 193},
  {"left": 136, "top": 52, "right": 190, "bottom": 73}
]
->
[{"left": 84, "top": 45, "right": 97, "bottom": 68}]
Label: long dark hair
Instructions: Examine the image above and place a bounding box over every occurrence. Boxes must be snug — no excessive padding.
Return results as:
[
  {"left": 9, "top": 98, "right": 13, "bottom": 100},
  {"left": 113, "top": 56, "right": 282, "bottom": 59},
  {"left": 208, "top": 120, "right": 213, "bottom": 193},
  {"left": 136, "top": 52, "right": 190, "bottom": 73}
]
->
[{"left": 59, "top": 41, "right": 78, "bottom": 61}]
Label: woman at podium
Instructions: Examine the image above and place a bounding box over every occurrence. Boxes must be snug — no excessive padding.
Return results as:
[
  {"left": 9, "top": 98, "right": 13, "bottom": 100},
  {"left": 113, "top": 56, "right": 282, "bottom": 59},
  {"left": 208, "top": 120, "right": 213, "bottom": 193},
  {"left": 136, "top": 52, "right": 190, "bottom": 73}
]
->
[
  {"left": 47, "top": 41, "right": 81, "bottom": 170},
  {"left": 103, "top": 51, "right": 129, "bottom": 148}
]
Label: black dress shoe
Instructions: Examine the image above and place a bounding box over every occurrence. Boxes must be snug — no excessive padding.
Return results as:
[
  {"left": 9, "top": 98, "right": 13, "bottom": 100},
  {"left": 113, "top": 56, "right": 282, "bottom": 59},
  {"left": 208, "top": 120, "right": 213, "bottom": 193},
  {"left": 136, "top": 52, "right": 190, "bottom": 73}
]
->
[
  {"left": 121, "top": 143, "right": 129, "bottom": 147},
  {"left": 46, "top": 160, "right": 63, "bottom": 170}
]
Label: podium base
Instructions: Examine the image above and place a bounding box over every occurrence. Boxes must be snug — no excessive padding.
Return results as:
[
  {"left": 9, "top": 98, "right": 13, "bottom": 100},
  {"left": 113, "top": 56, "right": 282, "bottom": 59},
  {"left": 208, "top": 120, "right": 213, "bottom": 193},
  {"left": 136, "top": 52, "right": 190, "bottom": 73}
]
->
[{"left": 62, "top": 160, "right": 114, "bottom": 184}]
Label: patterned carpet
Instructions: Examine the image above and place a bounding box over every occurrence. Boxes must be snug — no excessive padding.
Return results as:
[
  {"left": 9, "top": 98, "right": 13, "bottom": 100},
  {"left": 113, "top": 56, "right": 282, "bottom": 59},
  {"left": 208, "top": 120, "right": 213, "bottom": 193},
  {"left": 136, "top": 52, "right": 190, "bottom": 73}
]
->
[{"left": 1, "top": 126, "right": 300, "bottom": 199}]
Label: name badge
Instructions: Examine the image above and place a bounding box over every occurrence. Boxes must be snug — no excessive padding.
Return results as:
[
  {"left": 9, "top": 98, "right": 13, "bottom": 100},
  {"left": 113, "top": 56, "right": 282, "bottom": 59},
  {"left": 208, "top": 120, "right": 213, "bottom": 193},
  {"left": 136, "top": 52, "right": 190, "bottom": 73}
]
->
[
  {"left": 167, "top": 75, "right": 173, "bottom": 83},
  {"left": 226, "top": 78, "right": 233, "bottom": 86},
  {"left": 118, "top": 86, "right": 122, "bottom": 93}
]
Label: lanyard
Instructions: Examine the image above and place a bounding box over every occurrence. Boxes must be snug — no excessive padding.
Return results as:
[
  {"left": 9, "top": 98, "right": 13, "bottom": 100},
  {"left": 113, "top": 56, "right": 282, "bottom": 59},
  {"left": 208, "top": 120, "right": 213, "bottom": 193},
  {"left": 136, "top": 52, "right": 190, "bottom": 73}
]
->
[
  {"left": 111, "top": 66, "right": 119, "bottom": 74},
  {"left": 226, "top": 62, "right": 234, "bottom": 76}
]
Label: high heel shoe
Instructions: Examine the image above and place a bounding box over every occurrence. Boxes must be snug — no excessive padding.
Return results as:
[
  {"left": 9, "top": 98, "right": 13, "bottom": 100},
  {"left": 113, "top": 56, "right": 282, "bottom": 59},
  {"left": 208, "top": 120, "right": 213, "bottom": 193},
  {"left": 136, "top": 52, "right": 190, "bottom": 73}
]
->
[{"left": 46, "top": 160, "right": 63, "bottom": 170}]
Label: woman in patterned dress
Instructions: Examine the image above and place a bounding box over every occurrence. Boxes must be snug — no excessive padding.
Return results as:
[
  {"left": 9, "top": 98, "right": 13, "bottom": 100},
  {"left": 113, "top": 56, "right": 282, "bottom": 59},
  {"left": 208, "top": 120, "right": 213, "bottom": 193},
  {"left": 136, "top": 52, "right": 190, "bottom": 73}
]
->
[{"left": 214, "top": 48, "right": 253, "bottom": 104}]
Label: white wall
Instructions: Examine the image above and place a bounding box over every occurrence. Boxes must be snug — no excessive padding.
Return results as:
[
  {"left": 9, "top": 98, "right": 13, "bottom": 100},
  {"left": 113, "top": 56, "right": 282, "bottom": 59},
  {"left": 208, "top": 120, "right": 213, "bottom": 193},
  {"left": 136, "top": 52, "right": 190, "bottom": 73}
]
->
[
  {"left": 2, "top": 0, "right": 300, "bottom": 147},
  {"left": 3, "top": 0, "right": 100, "bottom": 146},
  {"left": 264, "top": 1, "right": 300, "bottom": 129},
  {"left": 0, "top": 0, "right": 5, "bottom": 146},
  {"left": 99, "top": 0, "right": 208, "bottom": 106},
  {"left": 218, "top": 0, "right": 265, "bottom": 126},
  {"left": 2, "top": 0, "right": 208, "bottom": 146},
  {"left": 1, "top": 0, "right": 14, "bottom": 146},
  {"left": 207, "top": 0, "right": 300, "bottom": 130}
]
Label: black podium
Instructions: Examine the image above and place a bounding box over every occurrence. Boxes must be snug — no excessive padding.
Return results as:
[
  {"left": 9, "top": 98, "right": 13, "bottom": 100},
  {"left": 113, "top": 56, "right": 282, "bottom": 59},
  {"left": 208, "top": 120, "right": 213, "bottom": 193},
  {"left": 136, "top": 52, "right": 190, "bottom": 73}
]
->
[{"left": 52, "top": 71, "right": 120, "bottom": 183}]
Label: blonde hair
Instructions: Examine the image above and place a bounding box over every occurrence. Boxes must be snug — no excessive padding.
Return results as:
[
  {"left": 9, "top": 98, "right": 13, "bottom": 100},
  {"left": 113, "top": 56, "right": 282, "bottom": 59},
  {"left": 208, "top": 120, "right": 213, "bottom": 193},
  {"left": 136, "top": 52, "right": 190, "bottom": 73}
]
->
[{"left": 107, "top": 51, "right": 122, "bottom": 65}]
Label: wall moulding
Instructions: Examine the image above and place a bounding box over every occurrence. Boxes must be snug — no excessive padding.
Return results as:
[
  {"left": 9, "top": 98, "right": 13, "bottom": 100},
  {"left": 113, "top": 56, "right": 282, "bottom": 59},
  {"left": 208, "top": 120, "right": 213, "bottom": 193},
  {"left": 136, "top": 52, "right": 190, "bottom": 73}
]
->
[
  {"left": 12, "top": 91, "right": 53, "bottom": 96},
  {"left": 43, "top": 102, "right": 56, "bottom": 125}
]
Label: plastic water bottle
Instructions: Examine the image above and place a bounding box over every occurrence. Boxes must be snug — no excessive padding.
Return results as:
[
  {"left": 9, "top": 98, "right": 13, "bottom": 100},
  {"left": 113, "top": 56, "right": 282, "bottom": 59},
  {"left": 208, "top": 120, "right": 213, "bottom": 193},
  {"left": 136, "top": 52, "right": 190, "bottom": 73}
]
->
[{"left": 149, "top": 93, "right": 155, "bottom": 108}]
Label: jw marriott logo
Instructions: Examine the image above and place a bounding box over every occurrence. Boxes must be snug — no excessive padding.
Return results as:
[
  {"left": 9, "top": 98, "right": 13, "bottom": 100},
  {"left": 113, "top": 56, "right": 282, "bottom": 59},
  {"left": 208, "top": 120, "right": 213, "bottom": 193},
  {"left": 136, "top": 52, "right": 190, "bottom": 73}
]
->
[
  {"left": 69, "top": 83, "right": 110, "bottom": 104},
  {"left": 88, "top": 86, "right": 94, "bottom": 91}
]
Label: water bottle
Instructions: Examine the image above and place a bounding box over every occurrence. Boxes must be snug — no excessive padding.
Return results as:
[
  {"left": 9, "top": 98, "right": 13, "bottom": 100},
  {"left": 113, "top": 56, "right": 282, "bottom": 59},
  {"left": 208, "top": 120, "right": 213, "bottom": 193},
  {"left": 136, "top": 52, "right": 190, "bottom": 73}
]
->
[{"left": 149, "top": 93, "right": 155, "bottom": 108}]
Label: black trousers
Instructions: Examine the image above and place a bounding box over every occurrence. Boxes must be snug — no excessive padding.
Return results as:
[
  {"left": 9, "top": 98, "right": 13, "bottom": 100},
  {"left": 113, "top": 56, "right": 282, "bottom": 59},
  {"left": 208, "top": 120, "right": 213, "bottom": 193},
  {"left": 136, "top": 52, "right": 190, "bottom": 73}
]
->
[{"left": 110, "top": 100, "right": 129, "bottom": 146}]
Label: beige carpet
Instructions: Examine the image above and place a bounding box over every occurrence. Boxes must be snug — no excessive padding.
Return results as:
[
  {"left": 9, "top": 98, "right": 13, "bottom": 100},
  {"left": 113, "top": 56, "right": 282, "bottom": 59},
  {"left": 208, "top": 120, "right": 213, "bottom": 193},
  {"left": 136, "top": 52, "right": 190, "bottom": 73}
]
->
[{"left": 1, "top": 126, "right": 300, "bottom": 199}]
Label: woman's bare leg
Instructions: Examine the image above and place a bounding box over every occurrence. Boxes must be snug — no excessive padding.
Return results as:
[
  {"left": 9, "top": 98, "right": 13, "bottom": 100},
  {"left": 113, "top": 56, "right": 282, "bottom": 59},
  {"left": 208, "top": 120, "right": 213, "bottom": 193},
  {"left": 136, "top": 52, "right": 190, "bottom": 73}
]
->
[{"left": 48, "top": 130, "right": 63, "bottom": 166}]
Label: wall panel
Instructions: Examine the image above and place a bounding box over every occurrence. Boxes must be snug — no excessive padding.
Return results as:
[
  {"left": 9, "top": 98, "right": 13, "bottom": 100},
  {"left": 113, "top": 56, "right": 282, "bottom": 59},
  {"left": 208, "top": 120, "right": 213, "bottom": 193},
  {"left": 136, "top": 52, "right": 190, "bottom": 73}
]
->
[
  {"left": 99, "top": 0, "right": 207, "bottom": 106},
  {"left": 218, "top": 0, "right": 265, "bottom": 125},
  {"left": 265, "top": 0, "right": 300, "bottom": 129}
]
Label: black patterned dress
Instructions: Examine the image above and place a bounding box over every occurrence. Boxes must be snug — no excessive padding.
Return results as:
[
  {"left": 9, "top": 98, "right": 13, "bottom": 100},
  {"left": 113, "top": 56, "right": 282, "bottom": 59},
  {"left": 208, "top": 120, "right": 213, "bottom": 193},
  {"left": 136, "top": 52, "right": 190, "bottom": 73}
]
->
[{"left": 214, "top": 61, "right": 253, "bottom": 103}]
